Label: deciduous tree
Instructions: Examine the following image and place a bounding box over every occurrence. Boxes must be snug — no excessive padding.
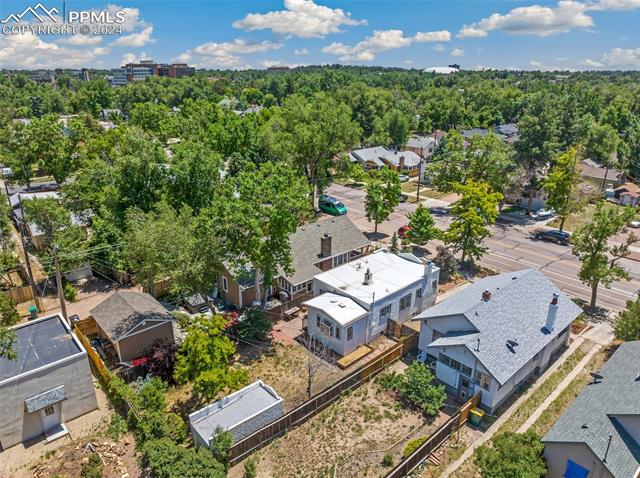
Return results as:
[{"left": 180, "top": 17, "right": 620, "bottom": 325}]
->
[
  {"left": 365, "top": 167, "right": 401, "bottom": 234},
  {"left": 475, "top": 431, "right": 546, "bottom": 478},
  {"left": 543, "top": 147, "right": 586, "bottom": 231},
  {"left": 407, "top": 204, "right": 439, "bottom": 246},
  {"left": 614, "top": 294, "right": 640, "bottom": 341}
]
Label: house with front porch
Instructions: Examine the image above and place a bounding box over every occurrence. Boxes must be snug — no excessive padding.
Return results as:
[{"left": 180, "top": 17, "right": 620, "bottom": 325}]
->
[
  {"left": 413, "top": 269, "right": 581, "bottom": 411},
  {"left": 304, "top": 250, "right": 439, "bottom": 356}
]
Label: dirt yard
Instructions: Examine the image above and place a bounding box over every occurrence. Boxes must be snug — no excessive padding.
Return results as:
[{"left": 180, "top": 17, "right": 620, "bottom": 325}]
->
[{"left": 230, "top": 361, "right": 446, "bottom": 478}]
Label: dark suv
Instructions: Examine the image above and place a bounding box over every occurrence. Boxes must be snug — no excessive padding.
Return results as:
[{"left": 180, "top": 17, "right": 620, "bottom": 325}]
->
[{"left": 533, "top": 229, "right": 570, "bottom": 245}]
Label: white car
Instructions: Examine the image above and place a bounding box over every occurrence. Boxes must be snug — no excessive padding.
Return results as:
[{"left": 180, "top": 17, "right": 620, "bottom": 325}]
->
[
  {"left": 399, "top": 174, "right": 410, "bottom": 183},
  {"left": 533, "top": 208, "right": 555, "bottom": 220},
  {"left": 1, "top": 167, "right": 13, "bottom": 178},
  {"left": 629, "top": 220, "right": 640, "bottom": 228}
]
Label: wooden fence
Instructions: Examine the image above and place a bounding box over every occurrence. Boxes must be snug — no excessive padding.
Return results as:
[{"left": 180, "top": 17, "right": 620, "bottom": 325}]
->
[
  {"left": 75, "top": 327, "right": 111, "bottom": 386},
  {"left": 228, "top": 334, "right": 418, "bottom": 466},
  {"left": 5, "top": 283, "right": 34, "bottom": 304},
  {"left": 116, "top": 363, "right": 149, "bottom": 383},
  {"left": 75, "top": 317, "right": 99, "bottom": 337},
  {"left": 384, "top": 393, "right": 481, "bottom": 478}
]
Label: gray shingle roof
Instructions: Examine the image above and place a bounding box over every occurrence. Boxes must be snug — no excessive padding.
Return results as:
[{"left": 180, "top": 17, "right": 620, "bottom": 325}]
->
[
  {"left": 351, "top": 146, "right": 390, "bottom": 168},
  {"left": 415, "top": 269, "right": 582, "bottom": 385},
  {"left": 90, "top": 291, "right": 173, "bottom": 341},
  {"left": 280, "top": 216, "right": 370, "bottom": 286},
  {"left": 380, "top": 149, "right": 422, "bottom": 168},
  {"left": 544, "top": 341, "right": 640, "bottom": 478}
]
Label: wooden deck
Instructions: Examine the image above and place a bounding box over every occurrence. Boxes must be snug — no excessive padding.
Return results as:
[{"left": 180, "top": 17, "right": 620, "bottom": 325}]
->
[{"left": 337, "top": 345, "right": 373, "bottom": 369}]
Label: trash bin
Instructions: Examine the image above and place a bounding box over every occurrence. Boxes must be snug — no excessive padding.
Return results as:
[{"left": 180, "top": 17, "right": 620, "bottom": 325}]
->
[
  {"left": 469, "top": 408, "right": 485, "bottom": 426},
  {"left": 28, "top": 305, "right": 38, "bottom": 320}
]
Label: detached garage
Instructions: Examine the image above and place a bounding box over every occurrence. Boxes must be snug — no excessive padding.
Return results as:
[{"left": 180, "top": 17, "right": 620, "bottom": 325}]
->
[{"left": 90, "top": 291, "right": 176, "bottom": 363}]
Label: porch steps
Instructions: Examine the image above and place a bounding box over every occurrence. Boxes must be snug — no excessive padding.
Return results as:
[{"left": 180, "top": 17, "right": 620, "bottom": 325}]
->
[{"left": 427, "top": 436, "right": 449, "bottom": 466}]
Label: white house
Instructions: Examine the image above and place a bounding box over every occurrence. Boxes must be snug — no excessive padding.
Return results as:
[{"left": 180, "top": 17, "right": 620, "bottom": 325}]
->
[
  {"left": 413, "top": 269, "right": 581, "bottom": 411},
  {"left": 0, "top": 314, "right": 98, "bottom": 450},
  {"left": 304, "top": 250, "right": 439, "bottom": 356}
]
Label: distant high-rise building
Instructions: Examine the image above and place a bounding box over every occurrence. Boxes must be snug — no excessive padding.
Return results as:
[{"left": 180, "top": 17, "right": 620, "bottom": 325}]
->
[
  {"left": 81, "top": 68, "right": 90, "bottom": 81},
  {"left": 109, "top": 60, "right": 195, "bottom": 86},
  {"left": 109, "top": 68, "right": 128, "bottom": 87}
]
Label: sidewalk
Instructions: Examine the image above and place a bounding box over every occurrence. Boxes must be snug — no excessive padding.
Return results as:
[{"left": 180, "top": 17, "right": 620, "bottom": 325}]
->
[{"left": 440, "top": 335, "right": 586, "bottom": 478}]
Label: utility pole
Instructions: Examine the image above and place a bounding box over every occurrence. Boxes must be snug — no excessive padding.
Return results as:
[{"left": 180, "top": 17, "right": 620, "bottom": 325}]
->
[
  {"left": 18, "top": 195, "right": 41, "bottom": 312},
  {"left": 53, "top": 244, "right": 68, "bottom": 321},
  {"left": 417, "top": 146, "right": 424, "bottom": 201}
]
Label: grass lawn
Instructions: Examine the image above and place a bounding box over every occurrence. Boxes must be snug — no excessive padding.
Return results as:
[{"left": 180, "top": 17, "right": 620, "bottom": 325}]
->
[
  {"left": 548, "top": 201, "right": 628, "bottom": 232},
  {"left": 235, "top": 375, "right": 438, "bottom": 478}
]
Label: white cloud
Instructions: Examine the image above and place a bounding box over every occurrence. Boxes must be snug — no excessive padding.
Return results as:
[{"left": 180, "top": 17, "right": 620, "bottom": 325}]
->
[
  {"left": 294, "top": 48, "right": 309, "bottom": 55},
  {"left": 260, "top": 60, "right": 305, "bottom": 68},
  {"left": 322, "top": 29, "right": 452, "bottom": 61},
  {"left": 404, "top": 60, "right": 415, "bottom": 65},
  {"left": 57, "top": 35, "right": 103, "bottom": 46},
  {"left": 233, "top": 0, "right": 366, "bottom": 38},
  {"left": 555, "top": 56, "right": 569, "bottom": 61},
  {"left": 529, "top": 59, "right": 562, "bottom": 70},
  {"left": 176, "top": 39, "right": 283, "bottom": 69},
  {"left": 120, "top": 52, "right": 150, "bottom": 65},
  {"left": 583, "top": 47, "right": 640, "bottom": 68},
  {"left": 451, "top": 48, "right": 465, "bottom": 57},
  {"left": 456, "top": 0, "right": 640, "bottom": 39},
  {"left": 457, "top": 1, "right": 593, "bottom": 38},
  {"left": 112, "top": 25, "right": 154, "bottom": 47},
  {"left": 0, "top": 33, "right": 109, "bottom": 69},
  {"left": 433, "top": 44, "right": 446, "bottom": 52}
]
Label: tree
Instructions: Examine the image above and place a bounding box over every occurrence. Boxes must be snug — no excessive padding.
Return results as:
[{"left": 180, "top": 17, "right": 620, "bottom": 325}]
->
[
  {"left": 262, "top": 93, "right": 361, "bottom": 207},
  {"left": 300, "top": 334, "right": 334, "bottom": 400},
  {"left": 407, "top": 204, "right": 439, "bottom": 246},
  {"left": 433, "top": 245, "right": 458, "bottom": 284},
  {"left": 365, "top": 167, "right": 401, "bottom": 234},
  {"left": 211, "top": 428, "right": 233, "bottom": 470},
  {"left": 444, "top": 181, "right": 503, "bottom": 263},
  {"left": 381, "top": 109, "right": 411, "bottom": 149},
  {"left": 137, "top": 377, "right": 167, "bottom": 412},
  {"left": 236, "top": 308, "right": 272, "bottom": 342},
  {"left": 571, "top": 202, "right": 637, "bottom": 308},
  {"left": 173, "top": 314, "right": 247, "bottom": 400},
  {"left": 397, "top": 361, "right": 446, "bottom": 415},
  {"left": 142, "top": 438, "right": 226, "bottom": 478},
  {"left": 0, "top": 292, "right": 19, "bottom": 359},
  {"left": 543, "top": 147, "right": 586, "bottom": 231},
  {"left": 143, "top": 339, "right": 178, "bottom": 383},
  {"left": 475, "top": 431, "right": 546, "bottom": 478},
  {"left": 614, "top": 294, "right": 640, "bottom": 341},
  {"left": 585, "top": 123, "right": 619, "bottom": 190},
  {"left": 390, "top": 231, "right": 400, "bottom": 253},
  {"left": 208, "top": 162, "right": 310, "bottom": 304}
]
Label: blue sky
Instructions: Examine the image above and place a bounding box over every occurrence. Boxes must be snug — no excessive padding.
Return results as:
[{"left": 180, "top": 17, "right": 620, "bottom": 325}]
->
[{"left": 0, "top": 0, "right": 638, "bottom": 70}]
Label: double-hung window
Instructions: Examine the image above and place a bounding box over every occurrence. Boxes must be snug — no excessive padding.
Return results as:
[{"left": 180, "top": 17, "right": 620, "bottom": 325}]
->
[{"left": 399, "top": 294, "right": 412, "bottom": 311}]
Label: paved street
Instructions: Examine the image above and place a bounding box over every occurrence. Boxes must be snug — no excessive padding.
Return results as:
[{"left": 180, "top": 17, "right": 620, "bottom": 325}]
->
[{"left": 326, "top": 183, "right": 640, "bottom": 313}]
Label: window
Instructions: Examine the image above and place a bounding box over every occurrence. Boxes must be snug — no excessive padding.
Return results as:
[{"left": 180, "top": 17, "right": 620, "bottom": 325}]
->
[
  {"left": 474, "top": 371, "right": 491, "bottom": 391},
  {"left": 332, "top": 253, "right": 348, "bottom": 267},
  {"left": 432, "top": 280, "right": 437, "bottom": 293},
  {"left": 415, "top": 288, "right": 422, "bottom": 299},
  {"left": 44, "top": 406, "right": 55, "bottom": 416},
  {"left": 438, "top": 353, "right": 450, "bottom": 366},
  {"left": 347, "top": 326, "right": 353, "bottom": 341},
  {"left": 379, "top": 304, "right": 392, "bottom": 319},
  {"left": 432, "top": 329, "right": 442, "bottom": 342},
  {"left": 318, "top": 318, "right": 332, "bottom": 336},
  {"left": 461, "top": 365, "right": 472, "bottom": 377},
  {"left": 450, "top": 358, "right": 461, "bottom": 371},
  {"left": 306, "top": 281, "right": 313, "bottom": 292},
  {"left": 335, "top": 327, "right": 340, "bottom": 340},
  {"left": 399, "top": 293, "right": 412, "bottom": 311},
  {"left": 222, "top": 276, "right": 228, "bottom": 292}
]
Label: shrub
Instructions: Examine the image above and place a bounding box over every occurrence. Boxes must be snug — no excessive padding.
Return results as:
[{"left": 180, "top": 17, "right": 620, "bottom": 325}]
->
[
  {"left": 80, "top": 453, "right": 103, "bottom": 478},
  {"left": 403, "top": 436, "right": 427, "bottom": 458},
  {"left": 137, "top": 377, "right": 167, "bottom": 412},
  {"left": 474, "top": 431, "right": 546, "bottom": 478},
  {"left": 142, "top": 438, "right": 226, "bottom": 478},
  {"left": 143, "top": 339, "right": 178, "bottom": 383},
  {"left": 63, "top": 282, "right": 77, "bottom": 302},
  {"left": 211, "top": 428, "right": 233, "bottom": 470},
  {"left": 376, "top": 370, "right": 402, "bottom": 391},
  {"left": 381, "top": 451, "right": 394, "bottom": 467},
  {"left": 613, "top": 294, "right": 640, "bottom": 341},
  {"left": 244, "top": 458, "right": 258, "bottom": 478},
  {"left": 236, "top": 308, "right": 272, "bottom": 342},
  {"left": 106, "top": 375, "right": 136, "bottom": 411},
  {"left": 133, "top": 410, "right": 187, "bottom": 444},
  {"left": 398, "top": 361, "right": 446, "bottom": 415},
  {"left": 106, "top": 413, "right": 127, "bottom": 440}
]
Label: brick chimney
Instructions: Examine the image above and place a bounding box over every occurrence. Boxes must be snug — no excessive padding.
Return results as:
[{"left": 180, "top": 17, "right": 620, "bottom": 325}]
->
[
  {"left": 320, "top": 233, "right": 332, "bottom": 258},
  {"left": 481, "top": 289, "right": 491, "bottom": 301},
  {"left": 399, "top": 155, "right": 405, "bottom": 172}
]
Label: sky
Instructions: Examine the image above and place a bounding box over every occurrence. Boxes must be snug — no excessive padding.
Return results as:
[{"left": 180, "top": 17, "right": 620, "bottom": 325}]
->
[{"left": 0, "top": 0, "right": 638, "bottom": 70}]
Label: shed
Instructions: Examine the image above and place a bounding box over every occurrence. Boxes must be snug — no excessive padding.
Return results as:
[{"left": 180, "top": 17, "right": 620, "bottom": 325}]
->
[{"left": 188, "top": 380, "right": 284, "bottom": 447}]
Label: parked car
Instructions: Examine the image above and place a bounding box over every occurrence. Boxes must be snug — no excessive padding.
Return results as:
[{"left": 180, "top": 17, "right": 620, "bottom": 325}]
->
[
  {"left": 1, "top": 167, "right": 13, "bottom": 178},
  {"left": 398, "top": 225, "right": 412, "bottom": 239},
  {"left": 399, "top": 174, "right": 410, "bottom": 183},
  {"left": 629, "top": 220, "right": 640, "bottom": 228},
  {"left": 398, "top": 193, "right": 408, "bottom": 203},
  {"left": 318, "top": 195, "right": 347, "bottom": 216},
  {"left": 533, "top": 229, "right": 570, "bottom": 245},
  {"left": 533, "top": 208, "right": 555, "bottom": 220}
]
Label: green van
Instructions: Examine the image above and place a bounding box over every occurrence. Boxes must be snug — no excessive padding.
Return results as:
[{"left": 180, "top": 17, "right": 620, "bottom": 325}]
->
[{"left": 318, "top": 195, "right": 347, "bottom": 216}]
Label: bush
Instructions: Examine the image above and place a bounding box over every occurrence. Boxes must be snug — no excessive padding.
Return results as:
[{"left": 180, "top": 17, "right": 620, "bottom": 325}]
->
[
  {"left": 381, "top": 451, "right": 394, "bottom": 467},
  {"left": 106, "top": 375, "right": 136, "bottom": 411},
  {"left": 236, "top": 308, "right": 272, "bottom": 342},
  {"left": 613, "top": 294, "right": 640, "bottom": 341},
  {"left": 474, "top": 431, "right": 546, "bottom": 478},
  {"left": 63, "top": 282, "right": 77, "bottom": 302},
  {"left": 133, "top": 410, "right": 187, "bottom": 444},
  {"left": 211, "top": 428, "right": 233, "bottom": 470},
  {"left": 80, "top": 453, "right": 103, "bottom": 478},
  {"left": 398, "top": 362, "right": 446, "bottom": 415},
  {"left": 403, "top": 436, "right": 427, "bottom": 458},
  {"left": 143, "top": 339, "right": 178, "bottom": 383},
  {"left": 142, "top": 438, "right": 226, "bottom": 478},
  {"left": 433, "top": 245, "right": 458, "bottom": 283},
  {"left": 106, "top": 413, "right": 128, "bottom": 440},
  {"left": 244, "top": 458, "right": 258, "bottom": 478},
  {"left": 376, "top": 370, "right": 402, "bottom": 391},
  {"left": 137, "top": 377, "right": 167, "bottom": 412}
]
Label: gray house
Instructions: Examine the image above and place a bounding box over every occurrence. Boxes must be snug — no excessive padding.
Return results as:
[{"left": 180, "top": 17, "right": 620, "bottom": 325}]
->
[
  {"left": 413, "top": 269, "right": 580, "bottom": 410},
  {"left": 0, "top": 314, "right": 98, "bottom": 450},
  {"left": 305, "top": 250, "right": 439, "bottom": 356},
  {"left": 189, "top": 380, "right": 284, "bottom": 447},
  {"left": 90, "top": 291, "right": 176, "bottom": 363},
  {"left": 543, "top": 341, "right": 640, "bottom": 478}
]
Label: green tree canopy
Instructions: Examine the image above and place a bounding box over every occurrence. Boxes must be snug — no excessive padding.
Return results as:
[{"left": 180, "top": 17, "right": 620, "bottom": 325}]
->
[
  {"left": 543, "top": 147, "right": 586, "bottom": 231},
  {"left": 614, "top": 294, "right": 640, "bottom": 341},
  {"left": 365, "top": 167, "right": 401, "bottom": 234},
  {"left": 475, "top": 431, "right": 546, "bottom": 478},
  {"left": 407, "top": 204, "right": 439, "bottom": 245}
]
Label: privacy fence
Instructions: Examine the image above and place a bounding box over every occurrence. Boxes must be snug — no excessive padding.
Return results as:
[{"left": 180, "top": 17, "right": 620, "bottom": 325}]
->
[
  {"left": 228, "top": 333, "right": 418, "bottom": 466},
  {"left": 384, "top": 392, "right": 481, "bottom": 478}
]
